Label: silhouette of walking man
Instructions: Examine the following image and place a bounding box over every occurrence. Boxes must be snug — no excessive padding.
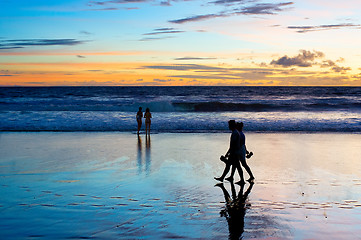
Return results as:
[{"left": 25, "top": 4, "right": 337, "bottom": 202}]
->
[{"left": 215, "top": 120, "right": 243, "bottom": 183}]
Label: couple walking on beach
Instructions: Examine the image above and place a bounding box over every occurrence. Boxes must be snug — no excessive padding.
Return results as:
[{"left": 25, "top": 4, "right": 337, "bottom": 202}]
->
[
  {"left": 215, "top": 120, "right": 254, "bottom": 185},
  {"left": 137, "top": 107, "right": 152, "bottom": 135}
]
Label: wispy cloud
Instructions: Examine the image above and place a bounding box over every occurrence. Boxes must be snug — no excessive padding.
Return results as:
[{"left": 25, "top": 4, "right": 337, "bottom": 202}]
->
[
  {"left": 174, "top": 57, "right": 217, "bottom": 60},
  {"left": 143, "top": 28, "right": 184, "bottom": 35},
  {"left": 87, "top": 7, "right": 119, "bottom": 11},
  {"left": 288, "top": 23, "right": 361, "bottom": 33},
  {"left": 169, "top": 2, "right": 294, "bottom": 24},
  {"left": 209, "top": 0, "right": 249, "bottom": 6},
  {"left": 142, "top": 63, "right": 225, "bottom": 71},
  {"left": 89, "top": 0, "right": 149, "bottom": 6},
  {"left": 169, "top": 13, "right": 225, "bottom": 24},
  {"left": 0, "top": 39, "right": 86, "bottom": 50},
  {"left": 139, "top": 36, "right": 175, "bottom": 41}
]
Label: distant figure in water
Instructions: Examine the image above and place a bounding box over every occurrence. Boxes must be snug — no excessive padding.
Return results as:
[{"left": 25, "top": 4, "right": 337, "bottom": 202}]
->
[
  {"left": 136, "top": 107, "right": 143, "bottom": 134},
  {"left": 215, "top": 181, "right": 254, "bottom": 240},
  {"left": 144, "top": 107, "right": 152, "bottom": 135},
  {"left": 215, "top": 120, "right": 244, "bottom": 184}
]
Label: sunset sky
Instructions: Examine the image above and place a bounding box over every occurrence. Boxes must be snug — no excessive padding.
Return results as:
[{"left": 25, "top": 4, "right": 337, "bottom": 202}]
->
[{"left": 1, "top": 0, "right": 361, "bottom": 86}]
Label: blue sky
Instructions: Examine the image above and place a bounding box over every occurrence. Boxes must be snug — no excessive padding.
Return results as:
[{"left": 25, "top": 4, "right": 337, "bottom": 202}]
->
[{"left": 1, "top": 0, "right": 361, "bottom": 86}]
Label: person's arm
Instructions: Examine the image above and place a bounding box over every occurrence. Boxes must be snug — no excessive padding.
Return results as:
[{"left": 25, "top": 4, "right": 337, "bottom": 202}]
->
[{"left": 225, "top": 132, "right": 235, "bottom": 157}]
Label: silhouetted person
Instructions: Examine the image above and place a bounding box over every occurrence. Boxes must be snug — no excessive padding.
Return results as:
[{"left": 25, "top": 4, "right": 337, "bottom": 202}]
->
[
  {"left": 237, "top": 122, "right": 254, "bottom": 182},
  {"left": 215, "top": 182, "right": 254, "bottom": 240},
  {"left": 144, "top": 107, "right": 152, "bottom": 135},
  {"left": 215, "top": 120, "right": 243, "bottom": 182},
  {"left": 136, "top": 107, "right": 143, "bottom": 134}
]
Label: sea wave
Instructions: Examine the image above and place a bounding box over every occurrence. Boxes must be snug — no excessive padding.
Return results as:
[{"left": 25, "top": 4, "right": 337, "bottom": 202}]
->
[{"left": 1, "top": 111, "right": 361, "bottom": 132}]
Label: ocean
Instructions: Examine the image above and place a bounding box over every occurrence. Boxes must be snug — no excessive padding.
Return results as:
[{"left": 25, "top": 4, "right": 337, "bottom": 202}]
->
[{"left": 1, "top": 86, "right": 361, "bottom": 132}]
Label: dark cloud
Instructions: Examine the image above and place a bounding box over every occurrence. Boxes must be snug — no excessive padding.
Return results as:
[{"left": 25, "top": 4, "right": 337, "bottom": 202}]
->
[
  {"left": 270, "top": 50, "right": 324, "bottom": 67},
  {"left": 210, "top": 0, "right": 248, "bottom": 6},
  {"left": 271, "top": 50, "right": 351, "bottom": 73},
  {"left": 169, "top": 2, "right": 294, "bottom": 24},
  {"left": 239, "top": 2, "right": 293, "bottom": 15},
  {"left": 142, "top": 64, "right": 225, "bottom": 71},
  {"left": 169, "top": 14, "right": 224, "bottom": 24},
  {"left": 77, "top": 55, "right": 86, "bottom": 58},
  {"left": 332, "top": 66, "right": 351, "bottom": 73},
  {"left": 154, "top": 27, "right": 176, "bottom": 31},
  {"left": 143, "top": 29, "right": 184, "bottom": 35},
  {"left": 0, "top": 75, "right": 14, "bottom": 77},
  {"left": 160, "top": 1, "right": 171, "bottom": 6},
  {"left": 0, "top": 39, "right": 86, "bottom": 50},
  {"left": 288, "top": 23, "right": 361, "bottom": 33},
  {"left": 174, "top": 57, "right": 217, "bottom": 60}
]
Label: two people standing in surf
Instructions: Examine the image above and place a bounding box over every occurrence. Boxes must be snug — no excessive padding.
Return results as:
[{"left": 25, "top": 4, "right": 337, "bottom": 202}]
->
[{"left": 136, "top": 107, "right": 152, "bottom": 135}]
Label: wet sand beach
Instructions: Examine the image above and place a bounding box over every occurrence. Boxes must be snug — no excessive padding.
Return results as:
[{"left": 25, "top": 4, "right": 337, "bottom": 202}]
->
[{"left": 1, "top": 132, "right": 361, "bottom": 239}]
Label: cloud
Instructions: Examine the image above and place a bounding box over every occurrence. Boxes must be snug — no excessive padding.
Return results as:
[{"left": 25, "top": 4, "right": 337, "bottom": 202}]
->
[
  {"left": 87, "top": 7, "right": 119, "bottom": 10},
  {"left": 169, "top": 14, "right": 225, "bottom": 24},
  {"left": 143, "top": 28, "right": 184, "bottom": 35},
  {"left": 89, "top": 0, "right": 149, "bottom": 6},
  {"left": 331, "top": 66, "right": 351, "bottom": 73},
  {"left": 80, "top": 31, "right": 92, "bottom": 35},
  {"left": 271, "top": 50, "right": 351, "bottom": 73},
  {"left": 270, "top": 50, "right": 324, "bottom": 67},
  {"left": 139, "top": 36, "right": 175, "bottom": 41},
  {"left": 142, "top": 64, "right": 225, "bottom": 71},
  {"left": 0, "top": 39, "right": 86, "bottom": 50},
  {"left": 238, "top": 2, "right": 293, "bottom": 15},
  {"left": 169, "top": 2, "right": 294, "bottom": 24},
  {"left": 169, "top": 74, "right": 237, "bottom": 79},
  {"left": 153, "top": 78, "right": 174, "bottom": 82},
  {"left": 77, "top": 55, "right": 86, "bottom": 58},
  {"left": 210, "top": 0, "right": 248, "bottom": 6},
  {"left": 174, "top": 57, "right": 217, "bottom": 60},
  {"left": 288, "top": 23, "right": 361, "bottom": 33}
]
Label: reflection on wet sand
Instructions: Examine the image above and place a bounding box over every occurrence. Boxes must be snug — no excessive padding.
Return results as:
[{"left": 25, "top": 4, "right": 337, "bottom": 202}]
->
[
  {"left": 137, "top": 135, "right": 151, "bottom": 175},
  {"left": 137, "top": 135, "right": 142, "bottom": 175},
  {"left": 216, "top": 182, "right": 254, "bottom": 240},
  {"left": 145, "top": 135, "right": 151, "bottom": 175}
]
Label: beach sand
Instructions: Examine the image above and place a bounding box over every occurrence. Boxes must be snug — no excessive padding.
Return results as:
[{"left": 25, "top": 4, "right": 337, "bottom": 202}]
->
[{"left": 1, "top": 132, "right": 361, "bottom": 239}]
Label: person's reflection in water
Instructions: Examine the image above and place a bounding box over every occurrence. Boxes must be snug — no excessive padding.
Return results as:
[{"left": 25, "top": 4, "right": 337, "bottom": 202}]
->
[
  {"left": 215, "top": 182, "right": 254, "bottom": 240},
  {"left": 137, "top": 135, "right": 142, "bottom": 174},
  {"left": 145, "top": 134, "right": 151, "bottom": 175}
]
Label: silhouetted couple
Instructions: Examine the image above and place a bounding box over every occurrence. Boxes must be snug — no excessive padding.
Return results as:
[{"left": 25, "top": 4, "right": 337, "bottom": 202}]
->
[
  {"left": 215, "top": 120, "right": 254, "bottom": 184},
  {"left": 136, "top": 107, "right": 152, "bottom": 135}
]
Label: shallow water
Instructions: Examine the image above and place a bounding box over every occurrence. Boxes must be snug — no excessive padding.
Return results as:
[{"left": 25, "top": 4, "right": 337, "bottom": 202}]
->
[{"left": 1, "top": 132, "right": 361, "bottom": 239}]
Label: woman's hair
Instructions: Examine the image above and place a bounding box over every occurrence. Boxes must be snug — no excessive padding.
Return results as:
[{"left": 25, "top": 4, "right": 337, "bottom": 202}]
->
[{"left": 146, "top": 108, "right": 150, "bottom": 112}]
